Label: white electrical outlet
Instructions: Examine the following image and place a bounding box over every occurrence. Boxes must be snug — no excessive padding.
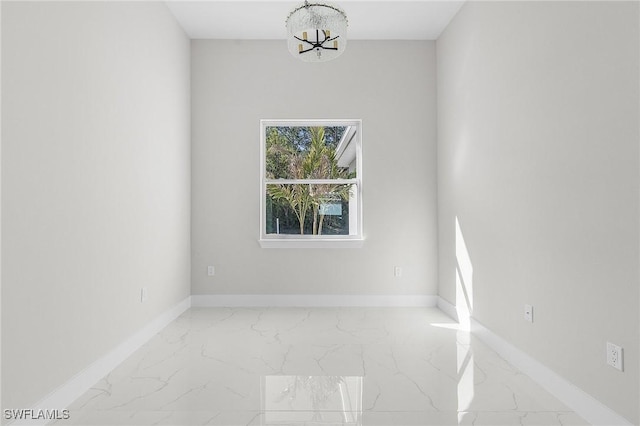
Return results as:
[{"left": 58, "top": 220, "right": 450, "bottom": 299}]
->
[
  {"left": 606, "top": 342, "right": 623, "bottom": 371},
  {"left": 524, "top": 304, "right": 533, "bottom": 323},
  {"left": 207, "top": 266, "right": 215, "bottom": 276},
  {"left": 394, "top": 266, "right": 402, "bottom": 278},
  {"left": 141, "top": 287, "right": 148, "bottom": 303}
]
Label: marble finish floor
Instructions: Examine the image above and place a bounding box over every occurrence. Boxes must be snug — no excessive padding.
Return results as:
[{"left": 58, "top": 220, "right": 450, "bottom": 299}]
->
[{"left": 57, "top": 308, "right": 587, "bottom": 425}]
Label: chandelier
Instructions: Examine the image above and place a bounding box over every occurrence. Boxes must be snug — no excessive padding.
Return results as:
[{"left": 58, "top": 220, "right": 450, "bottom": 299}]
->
[{"left": 286, "top": 1, "right": 348, "bottom": 62}]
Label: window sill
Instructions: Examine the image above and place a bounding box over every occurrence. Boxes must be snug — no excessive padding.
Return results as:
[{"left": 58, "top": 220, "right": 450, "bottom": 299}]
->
[{"left": 259, "top": 238, "right": 364, "bottom": 249}]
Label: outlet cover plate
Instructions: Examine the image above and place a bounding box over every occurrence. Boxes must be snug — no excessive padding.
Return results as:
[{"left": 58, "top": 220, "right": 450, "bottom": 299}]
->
[
  {"left": 524, "top": 304, "right": 533, "bottom": 323},
  {"left": 606, "top": 342, "right": 623, "bottom": 371},
  {"left": 393, "top": 266, "right": 402, "bottom": 278}
]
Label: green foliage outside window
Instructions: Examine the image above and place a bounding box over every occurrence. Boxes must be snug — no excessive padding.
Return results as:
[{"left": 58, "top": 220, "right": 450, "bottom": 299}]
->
[{"left": 265, "top": 126, "right": 354, "bottom": 235}]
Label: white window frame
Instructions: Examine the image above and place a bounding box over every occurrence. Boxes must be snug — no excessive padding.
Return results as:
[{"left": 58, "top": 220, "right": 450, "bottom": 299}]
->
[{"left": 259, "top": 119, "right": 363, "bottom": 248}]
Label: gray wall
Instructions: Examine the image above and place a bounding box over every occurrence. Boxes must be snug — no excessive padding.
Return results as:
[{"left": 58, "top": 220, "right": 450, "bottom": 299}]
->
[
  {"left": 437, "top": 1, "right": 639, "bottom": 423},
  {"left": 1, "top": 2, "right": 191, "bottom": 409},
  {"left": 191, "top": 40, "right": 438, "bottom": 297}
]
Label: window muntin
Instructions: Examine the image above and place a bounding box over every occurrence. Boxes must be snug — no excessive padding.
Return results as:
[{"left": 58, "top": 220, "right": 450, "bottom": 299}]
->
[{"left": 260, "top": 120, "right": 362, "bottom": 246}]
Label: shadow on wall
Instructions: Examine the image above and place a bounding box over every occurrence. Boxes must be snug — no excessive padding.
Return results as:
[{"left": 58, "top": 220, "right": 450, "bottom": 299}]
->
[{"left": 456, "top": 216, "right": 474, "bottom": 329}]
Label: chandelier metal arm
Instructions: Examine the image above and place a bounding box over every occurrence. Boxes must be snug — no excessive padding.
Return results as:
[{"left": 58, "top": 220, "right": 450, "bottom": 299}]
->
[
  {"left": 293, "top": 35, "right": 340, "bottom": 44},
  {"left": 293, "top": 35, "right": 340, "bottom": 43},
  {"left": 297, "top": 45, "right": 339, "bottom": 54},
  {"left": 293, "top": 29, "right": 340, "bottom": 53}
]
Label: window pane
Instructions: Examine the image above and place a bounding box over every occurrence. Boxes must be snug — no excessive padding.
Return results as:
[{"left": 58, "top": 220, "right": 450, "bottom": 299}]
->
[
  {"left": 265, "top": 183, "right": 356, "bottom": 236},
  {"left": 265, "top": 126, "right": 356, "bottom": 179},
  {"left": 260, "top": 120, "right": 362, "bottom": 245}
]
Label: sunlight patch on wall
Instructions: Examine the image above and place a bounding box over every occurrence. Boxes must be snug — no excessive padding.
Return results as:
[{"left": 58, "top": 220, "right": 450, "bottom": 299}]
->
[{"left": 455, "top": 216, "right": 474, "bottom": 329}]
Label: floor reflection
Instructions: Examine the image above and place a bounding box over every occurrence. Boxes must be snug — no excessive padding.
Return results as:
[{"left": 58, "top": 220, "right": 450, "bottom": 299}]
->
[
  {"left": 457, "top": 329, "right": 475, "bottom": 415},
  {"left": 262, "top": 375, "right": 362, "bottom": 425},
  {"left": 56, "top": 308, "right": 586, "bottom": 426}
]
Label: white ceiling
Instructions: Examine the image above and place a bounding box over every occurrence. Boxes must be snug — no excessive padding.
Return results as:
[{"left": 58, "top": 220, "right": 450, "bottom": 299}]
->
[{"left": 165, "top": 1, "right": 466, "bottom": 40}]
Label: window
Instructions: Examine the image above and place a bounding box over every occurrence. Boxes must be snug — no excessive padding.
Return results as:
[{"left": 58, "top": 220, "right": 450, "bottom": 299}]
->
[{"left": 260, "top": 120, "right": 363, "bottom": 248}]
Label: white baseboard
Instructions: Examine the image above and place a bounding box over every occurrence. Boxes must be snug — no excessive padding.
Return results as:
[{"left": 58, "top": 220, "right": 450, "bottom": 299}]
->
[
  {"left": 191, "top": 294, "right": 438, "bottom": 307},
  {"left": 14, "top": 297, "right": 191, "bottom": 426},
  {"left": 436, "top": 296, "right": 459, "bottom": 321},
  {"left": 470, "top": 318, "right": 632, "bottom": 426}
]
